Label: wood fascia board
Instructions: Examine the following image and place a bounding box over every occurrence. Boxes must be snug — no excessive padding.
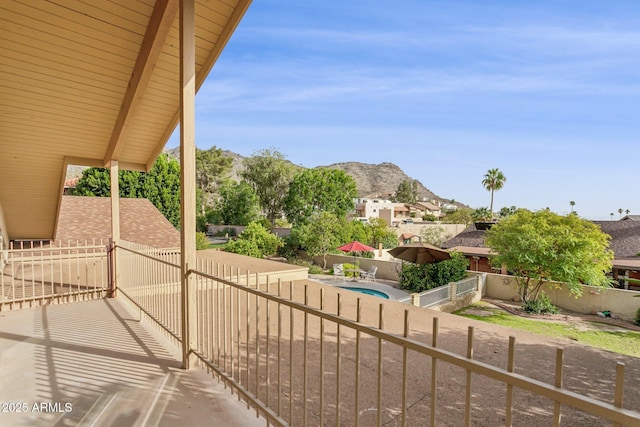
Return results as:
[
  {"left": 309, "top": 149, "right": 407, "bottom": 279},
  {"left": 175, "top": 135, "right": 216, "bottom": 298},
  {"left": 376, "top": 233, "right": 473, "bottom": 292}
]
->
[
  {"left": 103, "top": 0, "right": 179, "bottom": 166},
  {"left": 146, "top": 0, "right": 253, "bottom": 170}
]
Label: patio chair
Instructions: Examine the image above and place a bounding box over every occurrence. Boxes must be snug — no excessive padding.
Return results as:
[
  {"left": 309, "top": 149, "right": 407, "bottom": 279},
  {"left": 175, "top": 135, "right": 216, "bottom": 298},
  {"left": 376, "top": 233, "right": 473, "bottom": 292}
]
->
[
  {"left": 362, "top": 266, "right": 377, "bottom": 282},
  {"left": 333, "top": 263, "right": 345, "bottom": 281}
]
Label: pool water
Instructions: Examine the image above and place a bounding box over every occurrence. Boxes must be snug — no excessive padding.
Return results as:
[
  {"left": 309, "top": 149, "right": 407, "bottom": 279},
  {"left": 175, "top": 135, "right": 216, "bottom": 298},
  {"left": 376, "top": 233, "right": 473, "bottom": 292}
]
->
[{"left": 338, "top": 286, "right": 390, "bottom": 299}]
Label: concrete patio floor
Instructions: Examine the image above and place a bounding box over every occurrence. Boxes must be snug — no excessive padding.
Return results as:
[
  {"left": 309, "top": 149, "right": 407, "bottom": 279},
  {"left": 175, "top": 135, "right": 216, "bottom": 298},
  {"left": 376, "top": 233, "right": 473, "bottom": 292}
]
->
[{"left": 0, "top": 299, "right": 263, "bottom": 427}]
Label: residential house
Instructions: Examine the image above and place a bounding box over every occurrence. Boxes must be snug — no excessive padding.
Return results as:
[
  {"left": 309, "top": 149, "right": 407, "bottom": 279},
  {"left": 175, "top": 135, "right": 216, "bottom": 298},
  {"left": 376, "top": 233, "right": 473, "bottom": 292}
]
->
[
  {"left": 354, "top": 197, "right": 395, "bottom": 224},
  {"left": 415, "top": 200, "right": 443, "bottom": 218},
  {"left": 441, "top": 223, "right": 502, "bottom": 273},
  {"left": 443, "top": 220, "right": 640, "bottom": 289}
]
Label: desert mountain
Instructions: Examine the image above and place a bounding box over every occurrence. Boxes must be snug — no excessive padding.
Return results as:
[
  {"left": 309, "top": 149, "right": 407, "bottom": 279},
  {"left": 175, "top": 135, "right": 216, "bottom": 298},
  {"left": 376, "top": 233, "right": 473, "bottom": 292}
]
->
[
  {"left": 68, "top": 147, "right": 458, "bottom": 206},
  {"left": 322, "top": 162, "right": 437, "bottom": 200},
  {"left": 164, "top": 148, "right": 457, "bottom": 205}
]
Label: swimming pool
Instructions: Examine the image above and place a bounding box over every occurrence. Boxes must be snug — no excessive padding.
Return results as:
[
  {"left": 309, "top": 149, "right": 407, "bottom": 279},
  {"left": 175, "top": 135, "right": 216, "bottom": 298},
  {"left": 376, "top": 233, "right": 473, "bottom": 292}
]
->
[{"left": 338, "top": 286, "right": 390, "bottom": 299}]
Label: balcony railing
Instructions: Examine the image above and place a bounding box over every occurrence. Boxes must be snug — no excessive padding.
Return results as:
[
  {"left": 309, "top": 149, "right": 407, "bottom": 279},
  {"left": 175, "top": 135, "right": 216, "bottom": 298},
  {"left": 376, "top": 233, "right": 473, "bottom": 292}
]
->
[
  {"left": 114, "top": 240, "right": 640, "bottom": 426},
  {"left": 3, "top": 240, "right": 639, "bottom": 425},
  {"left": 0, "top": 240, "right": 109, "bottom": 310}
]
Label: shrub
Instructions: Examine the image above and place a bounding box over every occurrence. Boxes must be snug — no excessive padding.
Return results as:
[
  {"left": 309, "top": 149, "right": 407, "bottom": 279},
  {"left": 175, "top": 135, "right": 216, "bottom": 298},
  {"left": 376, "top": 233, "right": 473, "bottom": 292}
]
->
[
  {"left": 195, "top": 232, "right": 209, "bottom": 250},
  {"left": 635, "top": 308, "right": 640, "bottom": 326},
  {"left": 522, "top": 292, "right": 559, "bottom": 315},
  {"left": 308, "top": 264, "right": 324, "bottom": 274},
  {"left": 399, "top": 263, "right": 433, "bottom": 292},
  {"left": 225, "top": 222, "right": 283, "bottom": 258},
  {"left": 286, "top": 258, "right": 324, "bottom": 274},
  {"left": 399, "top": 252, "right": 469, "bottom": 293}
]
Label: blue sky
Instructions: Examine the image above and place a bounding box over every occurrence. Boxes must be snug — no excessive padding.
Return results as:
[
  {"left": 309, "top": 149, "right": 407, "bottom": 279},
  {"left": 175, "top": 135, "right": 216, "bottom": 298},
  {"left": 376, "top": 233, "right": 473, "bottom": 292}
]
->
[{"left": 167, "top": 0, "right": 640, "bottom": 220}]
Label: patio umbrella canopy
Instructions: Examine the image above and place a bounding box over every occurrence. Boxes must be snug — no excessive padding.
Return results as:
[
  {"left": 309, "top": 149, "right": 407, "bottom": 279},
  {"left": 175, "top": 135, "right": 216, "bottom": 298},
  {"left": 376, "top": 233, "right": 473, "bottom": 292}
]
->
[
  {"left": 337, "top": 241, "right": 375, "bottom": 268},
  {"left": 337, "top": 241, "right": 375, "bottom": 253},
  {"left": 389, "top": 242, "right": 451, "bottom": 264}
]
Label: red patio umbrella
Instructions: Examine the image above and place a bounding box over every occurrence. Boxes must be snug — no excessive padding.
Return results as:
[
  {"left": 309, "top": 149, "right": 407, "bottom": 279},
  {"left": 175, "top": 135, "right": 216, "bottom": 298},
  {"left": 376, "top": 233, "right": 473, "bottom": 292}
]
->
[
  {"left": 337, "top": 241, "right": 375, "bottom": 269},
  {"left": 337, "top": 241, "right": 375, "bottom": 253}
]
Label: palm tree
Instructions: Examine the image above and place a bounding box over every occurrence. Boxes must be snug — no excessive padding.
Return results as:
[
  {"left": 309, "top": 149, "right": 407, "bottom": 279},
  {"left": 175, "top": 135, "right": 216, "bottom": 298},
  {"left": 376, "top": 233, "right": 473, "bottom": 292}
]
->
[
  {"left": 569, "top": 201, "right": 575, "bottom": 212},
  {"left": 610, "top": 212, "right": 614, "bottom": 220},
  {"left": 618, "top": 208, "right": 623, "bottom": 218},
  {"left": 626, "top": 209, "right": 630, "bottom": 215},
  {"left": 482, "top": 168, "right": 506, "bottom": 220}
]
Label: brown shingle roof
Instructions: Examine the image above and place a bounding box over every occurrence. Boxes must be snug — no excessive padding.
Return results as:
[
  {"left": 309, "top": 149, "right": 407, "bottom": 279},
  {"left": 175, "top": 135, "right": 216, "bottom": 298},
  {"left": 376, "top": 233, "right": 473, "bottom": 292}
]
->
[
  {"left": 441, "top": 224, "right": 487, "bottom": 249},
  {"left": 593, "top": 221, "right": 640, "bottom": 258},
  {"left": 56, "top": 196, "right": 180, "bottom": 248}
]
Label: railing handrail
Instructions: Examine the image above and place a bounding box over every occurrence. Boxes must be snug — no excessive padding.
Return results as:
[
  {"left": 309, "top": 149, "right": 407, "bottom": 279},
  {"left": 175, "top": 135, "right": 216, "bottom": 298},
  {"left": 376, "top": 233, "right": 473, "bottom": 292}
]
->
[
  {"left": 188, "top": 269, "right": 638, "bottom": 425},
  {"left": 115, "top": 243, "right": 640, "bottom": 425},
  {"left": 117, "top": 244, "right": 181, "bottom": 269}
]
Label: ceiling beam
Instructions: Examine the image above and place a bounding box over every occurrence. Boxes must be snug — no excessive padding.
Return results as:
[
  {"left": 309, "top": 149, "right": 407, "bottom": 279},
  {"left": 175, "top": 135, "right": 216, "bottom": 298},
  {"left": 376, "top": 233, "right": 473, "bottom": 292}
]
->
[
  {"left": 146, "top": 0, "right": 253, "bottom": 170},
  {"left": 103, "top": 0, "right": 179, "bottom": 166}
]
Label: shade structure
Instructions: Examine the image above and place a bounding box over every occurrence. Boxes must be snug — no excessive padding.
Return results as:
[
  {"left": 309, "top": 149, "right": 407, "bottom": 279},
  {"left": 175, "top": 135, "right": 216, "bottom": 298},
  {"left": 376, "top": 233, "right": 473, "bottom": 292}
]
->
[
  {"left": 337, "top": 241, "right": 375, "bottom": 253},
  {"left": 388, "top": 242, "right": 451, "bottom": 264},
  {"left": 337, "top": 240, "right": 375, "bottom": 269}
]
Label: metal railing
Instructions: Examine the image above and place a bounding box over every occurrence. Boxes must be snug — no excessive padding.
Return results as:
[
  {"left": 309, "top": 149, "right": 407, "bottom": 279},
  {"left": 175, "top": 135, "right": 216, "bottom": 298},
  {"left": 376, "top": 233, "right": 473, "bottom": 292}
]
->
[
  {"left": 117, "top": 240, "right": 182, "bottom": 343},
  {"left": 113, "top": 242, "right": 640, "bottom": 426},
  {"left": 0, "top": 240, "right": 109, "bottom": 309}
]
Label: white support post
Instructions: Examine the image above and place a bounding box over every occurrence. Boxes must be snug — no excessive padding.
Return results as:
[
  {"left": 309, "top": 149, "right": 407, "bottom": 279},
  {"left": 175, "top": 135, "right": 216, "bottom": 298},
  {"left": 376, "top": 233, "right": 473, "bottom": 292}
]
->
[
  {"left": 110, "top": 160, "right": 120, "bottom": 297},
  {"left": 179, "top": 0, "right": 197, "bottom": 370}
]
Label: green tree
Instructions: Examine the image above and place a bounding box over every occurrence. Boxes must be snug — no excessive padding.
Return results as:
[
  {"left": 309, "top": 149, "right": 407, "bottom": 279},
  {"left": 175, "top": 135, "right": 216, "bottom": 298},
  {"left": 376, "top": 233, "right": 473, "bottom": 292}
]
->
[
  {"left": 71, "top": 154, "right": 182, "bottom": 227},
  {"left": 485, "top": 209, "right": 613, "bottom": 303},
  {"left": 283, "top": 168, "right": 357, "bottom": 225},
  {"left": 241, "top": 148, "right": 298, "bottom": 226},
  {"left": 346, "top": 219, "right": 372, "bottom": 246},
  {"left": 420, "top": 226, "right": 447, "bottom": 246},
  {"left": 72, "top": 168, "right": 112, "bottom": 197},
  {"left": 211, "top": 180, "right": 260, "bottom": 226},
  {"left": 569, "top": 201, "right": 575, "bottom": 213},
  {"left": 393, "top": 179, "right": 419, "bottom": 204},
  {"left": 472, "top": 207, "right": 492, "bottom": 222},
  {"left": 291, "top": 212, "right": 347, "bottom": 269},
  {"left": 442, "top": 207, "right": 473, "bottom": 226},
  {"left": 195, "top": 147, "right": 233, "bottom": 216},
  {"left": 225, "top": 222, "right": 283, "bottom": 258},
  {"left": 498, "top": 206, "right": 518, "bottom": 218},
  {"left": 140, "top": 154, "right": 181, "bottom": 227},
  {"left": 482, "top": 168, "right": 506, "bottom": 219},
  {"left": 368, "top": 217, "right": 398, "bottom": 249}
]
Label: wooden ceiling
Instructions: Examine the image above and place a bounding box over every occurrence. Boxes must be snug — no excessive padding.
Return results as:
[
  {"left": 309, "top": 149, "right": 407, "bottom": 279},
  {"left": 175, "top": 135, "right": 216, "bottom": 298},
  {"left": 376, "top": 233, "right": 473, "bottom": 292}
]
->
[{"left": 0, "top": 0, "right": 251, "bottom": 240}]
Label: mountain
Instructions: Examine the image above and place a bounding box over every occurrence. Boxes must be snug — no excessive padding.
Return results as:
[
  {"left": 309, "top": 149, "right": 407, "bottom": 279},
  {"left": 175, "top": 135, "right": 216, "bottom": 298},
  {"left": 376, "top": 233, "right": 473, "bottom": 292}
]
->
[
  {"left": 67, "top": 148, "right": 459, "bottom": 206},
  {"left": 322, "top": 162, "right": 437, "bottom": 200},
  {"left": 164, "top": 148, "right": 460, "bottom": 206}
]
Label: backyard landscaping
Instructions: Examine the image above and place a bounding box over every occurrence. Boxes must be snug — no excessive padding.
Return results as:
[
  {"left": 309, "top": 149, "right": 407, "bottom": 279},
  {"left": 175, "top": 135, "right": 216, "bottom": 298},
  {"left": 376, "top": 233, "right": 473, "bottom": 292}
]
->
[{"left": 455, "top": 300, "right": 640, "bottom": 357}]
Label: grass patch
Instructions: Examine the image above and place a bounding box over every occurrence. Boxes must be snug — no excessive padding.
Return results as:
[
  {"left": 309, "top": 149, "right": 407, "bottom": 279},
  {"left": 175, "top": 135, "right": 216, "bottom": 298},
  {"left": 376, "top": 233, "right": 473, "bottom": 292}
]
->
[
  {"left": 456, "top": 305, "right": 640, "bottom": 357},
  {"left": 199, "top": 243, "right": 226, "bottom": 250}
]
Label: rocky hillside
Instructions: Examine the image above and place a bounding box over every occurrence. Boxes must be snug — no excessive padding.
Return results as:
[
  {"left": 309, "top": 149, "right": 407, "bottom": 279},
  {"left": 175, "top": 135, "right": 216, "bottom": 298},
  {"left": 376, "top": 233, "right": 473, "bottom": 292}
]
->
[
  {"left": 322, "top": 162, "right": 437, "bottom": 200},
  {"left": 138, "top": 148, "right": 460, "bottom": 206}
]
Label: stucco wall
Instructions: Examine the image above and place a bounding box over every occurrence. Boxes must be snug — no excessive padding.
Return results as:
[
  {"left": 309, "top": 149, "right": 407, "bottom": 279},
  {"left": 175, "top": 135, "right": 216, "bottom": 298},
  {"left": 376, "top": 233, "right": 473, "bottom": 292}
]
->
[
  {"left": 394, "top": 223, "right": 468, "bottom": 242},
  {"left": 484, "top": 273, "right": 640, "bottom": 322},
  {"left": 312, "top": 254, "right": 403, "bottom": 281}
]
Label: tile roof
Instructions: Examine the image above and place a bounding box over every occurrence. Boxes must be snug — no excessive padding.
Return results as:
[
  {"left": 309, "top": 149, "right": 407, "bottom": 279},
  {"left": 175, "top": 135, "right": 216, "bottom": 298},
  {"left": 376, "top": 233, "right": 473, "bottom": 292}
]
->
[{"left": 56, "top": 196, "right": 180, "bottom": 248}]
